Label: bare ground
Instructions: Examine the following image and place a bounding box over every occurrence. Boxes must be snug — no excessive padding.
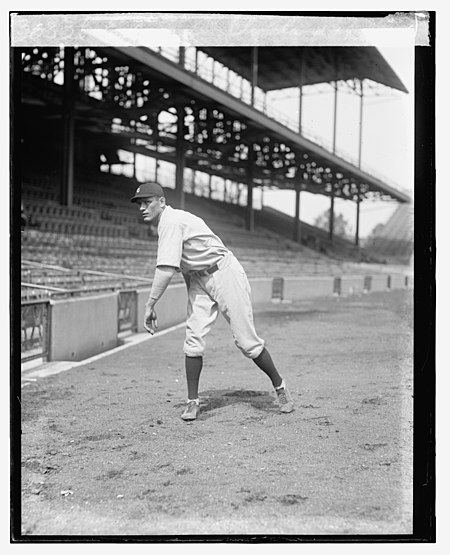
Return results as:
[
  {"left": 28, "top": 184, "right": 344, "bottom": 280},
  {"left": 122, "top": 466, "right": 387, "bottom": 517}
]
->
[{"left": 19, "top": 289, "right": 413, "bottom": 537}]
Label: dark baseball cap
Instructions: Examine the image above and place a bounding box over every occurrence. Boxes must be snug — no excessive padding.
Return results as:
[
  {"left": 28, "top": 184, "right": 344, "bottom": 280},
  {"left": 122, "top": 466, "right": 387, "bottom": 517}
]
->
[{"left": 130, "top": 182, "right": 165, "bottom": 203}]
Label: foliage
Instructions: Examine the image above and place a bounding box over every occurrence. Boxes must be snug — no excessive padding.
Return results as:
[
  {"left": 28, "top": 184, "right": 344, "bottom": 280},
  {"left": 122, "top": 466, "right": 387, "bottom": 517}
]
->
[{"left": 314, "top": 209, "right": 352, "bottom": 239}]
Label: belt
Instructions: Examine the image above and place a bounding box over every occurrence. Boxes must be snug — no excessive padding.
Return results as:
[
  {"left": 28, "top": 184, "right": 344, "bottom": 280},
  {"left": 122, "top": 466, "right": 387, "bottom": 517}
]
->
[{"left": 195, "top": 262, "right": 220, "bottom": 277}]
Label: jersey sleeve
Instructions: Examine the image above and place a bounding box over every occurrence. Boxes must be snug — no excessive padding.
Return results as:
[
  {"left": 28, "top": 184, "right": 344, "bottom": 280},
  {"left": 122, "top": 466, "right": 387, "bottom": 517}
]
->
[{"left": 156, "top": 220, "right": 184, "bottom": 269}]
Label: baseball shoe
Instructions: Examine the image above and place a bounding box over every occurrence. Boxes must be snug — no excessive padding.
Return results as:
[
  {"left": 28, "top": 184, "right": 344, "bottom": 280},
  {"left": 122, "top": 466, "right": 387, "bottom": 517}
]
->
[
  {"left": 181, "top": 399, "right": 200, "bottom": 421},
  {"left": 275, "top": 381, "right": 294, "bottom": 413}
]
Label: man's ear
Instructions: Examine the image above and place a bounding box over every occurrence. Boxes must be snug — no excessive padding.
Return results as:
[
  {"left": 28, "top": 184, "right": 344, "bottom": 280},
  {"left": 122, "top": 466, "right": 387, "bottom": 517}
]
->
[{"left": 159, "top": 197, "right": 166, "bottom": 207}]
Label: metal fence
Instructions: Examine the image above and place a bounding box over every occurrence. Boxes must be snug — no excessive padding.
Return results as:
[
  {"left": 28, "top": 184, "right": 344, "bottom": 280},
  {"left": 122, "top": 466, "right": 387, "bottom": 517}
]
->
[{"left": 21, "top": 300, "right": 51, "bottom": 363}]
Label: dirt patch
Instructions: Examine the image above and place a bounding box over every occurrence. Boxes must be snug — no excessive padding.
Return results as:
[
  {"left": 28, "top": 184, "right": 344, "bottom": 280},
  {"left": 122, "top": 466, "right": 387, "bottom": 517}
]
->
[{"left": 19, "top": 290, "right": 413, "bottom": 536}]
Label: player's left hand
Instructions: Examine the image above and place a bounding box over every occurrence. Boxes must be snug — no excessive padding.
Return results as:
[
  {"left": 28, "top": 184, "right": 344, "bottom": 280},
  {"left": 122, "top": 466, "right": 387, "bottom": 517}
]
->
[{"left": 144, "top": 305, "right": 158, "bottom": 334}]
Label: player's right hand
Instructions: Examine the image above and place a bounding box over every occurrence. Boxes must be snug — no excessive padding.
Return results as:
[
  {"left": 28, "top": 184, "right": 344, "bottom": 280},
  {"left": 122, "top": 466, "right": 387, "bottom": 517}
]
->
[{"left": 144, "top": 306, "right": 158, "bottom": 335}]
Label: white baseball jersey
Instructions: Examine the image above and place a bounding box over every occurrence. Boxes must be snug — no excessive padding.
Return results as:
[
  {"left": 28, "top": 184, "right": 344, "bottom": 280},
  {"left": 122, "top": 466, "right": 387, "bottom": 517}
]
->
[
  {"left": 154, "top": 205, "right": 265, "bottom": 359},
  {"left": 156, "top": 205, "right": 229, "bottom": 273}
]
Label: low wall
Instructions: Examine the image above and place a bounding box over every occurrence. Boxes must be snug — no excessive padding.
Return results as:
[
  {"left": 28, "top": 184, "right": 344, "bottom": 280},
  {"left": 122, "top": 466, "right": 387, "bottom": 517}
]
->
[
  {"left": 283, "top": 276, "right": 334, "bottom": 300},
  {"left": 370, "top": 274, "right": 390, "bottom": 292},
  {"left": 389, "top": 274, "right": 408, "bottom": 290},
  {"left": 136, "top": 285, "right": 188, "bottom": 333},
  {"left": 33, "top": 270, "right": 413, "bottom": 366},
  {"left": 49, "top": 292, "right": 118, "bottom": 361},
  {"left": 340, "top": 275, "right": 366, "bottom": 296},
  {"left": 249, "top": 278, "right": 273, "bottom": 304}
]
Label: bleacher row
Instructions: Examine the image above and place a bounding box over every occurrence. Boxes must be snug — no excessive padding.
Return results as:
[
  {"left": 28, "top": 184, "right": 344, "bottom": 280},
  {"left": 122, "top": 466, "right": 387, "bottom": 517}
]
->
[
  {"left": 21, "top": 171, "right": 390, "bottom": 300},
  {"left": 22, "top": 183, "right": 150, "bottom": 240}
]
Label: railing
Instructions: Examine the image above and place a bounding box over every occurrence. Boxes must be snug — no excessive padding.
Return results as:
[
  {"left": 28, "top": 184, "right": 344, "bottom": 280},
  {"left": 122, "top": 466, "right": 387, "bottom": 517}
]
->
[
  {"left": 22, "top": 261, "right": 153, "bottom": 291},
  {"left": 118, "top": 290, "right": 138, "bottom": 334},
  {"left": 21, "top": 300, "right": 51, "bottom": 363},
  {"left": 151, "top": 46, "right": 406, "bottom": 195},
  {"left": 21, "top": 281, "right": 121, "bottom": 300}
]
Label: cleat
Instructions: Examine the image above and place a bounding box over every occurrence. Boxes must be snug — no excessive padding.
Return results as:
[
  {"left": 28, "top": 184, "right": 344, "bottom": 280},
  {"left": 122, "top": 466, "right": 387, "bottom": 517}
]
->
[
  {"left": 181, "top": 400, "right": 200, "bottom": 421},
  {"left": 275, "top": 382, "right": 294, "bottom": 413}
]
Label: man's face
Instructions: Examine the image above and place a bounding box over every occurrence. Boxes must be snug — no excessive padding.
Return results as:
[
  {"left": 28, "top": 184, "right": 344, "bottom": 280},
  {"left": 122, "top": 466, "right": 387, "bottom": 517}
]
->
[{"left": 138, "top": 196, "right": 165, "bottom": 223}]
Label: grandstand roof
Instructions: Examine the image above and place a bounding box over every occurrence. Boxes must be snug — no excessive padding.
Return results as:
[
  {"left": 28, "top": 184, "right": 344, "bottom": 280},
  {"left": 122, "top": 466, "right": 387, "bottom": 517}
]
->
[
  {"left": 198, "top": 46, "right": 408, "bottom": 93},
  {"left": 19, "top": 45, "right": 411, "bottom": 204},
  {"left": 111, "top": 45, "right": 410, "bottom": 202}
]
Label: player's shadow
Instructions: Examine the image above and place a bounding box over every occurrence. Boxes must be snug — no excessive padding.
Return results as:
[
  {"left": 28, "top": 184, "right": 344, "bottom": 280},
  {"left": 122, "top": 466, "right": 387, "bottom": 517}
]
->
[{"left": 179, "top": 388, "right": 277, "bottom": 417}]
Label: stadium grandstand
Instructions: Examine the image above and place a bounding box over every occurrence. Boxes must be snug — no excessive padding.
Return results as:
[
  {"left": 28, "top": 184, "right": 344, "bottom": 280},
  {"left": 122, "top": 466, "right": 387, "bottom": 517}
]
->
[
  {"left": 363, "top": 203, "right": 413, "bottom": 265},
  {"left": 14, "top": 39, "right": 413, "bottom": 365}
]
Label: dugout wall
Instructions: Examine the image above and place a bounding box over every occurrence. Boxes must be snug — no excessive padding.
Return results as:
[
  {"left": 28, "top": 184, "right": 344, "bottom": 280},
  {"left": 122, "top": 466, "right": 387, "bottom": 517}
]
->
[{"left": 31, "top": 273, "right": 411, "bottom": 364}]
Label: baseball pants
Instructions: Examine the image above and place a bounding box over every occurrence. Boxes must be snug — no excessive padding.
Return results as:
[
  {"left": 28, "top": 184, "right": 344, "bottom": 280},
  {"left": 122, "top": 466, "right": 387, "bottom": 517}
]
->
[{"left": 183, "top": 252, "right": 265, "bottom": 359}]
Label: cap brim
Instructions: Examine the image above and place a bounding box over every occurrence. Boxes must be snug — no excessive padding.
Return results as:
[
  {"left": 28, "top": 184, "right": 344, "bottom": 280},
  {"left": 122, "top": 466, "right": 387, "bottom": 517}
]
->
[{"left": 130, "top": 194, "right": 154, "bottom": 203}]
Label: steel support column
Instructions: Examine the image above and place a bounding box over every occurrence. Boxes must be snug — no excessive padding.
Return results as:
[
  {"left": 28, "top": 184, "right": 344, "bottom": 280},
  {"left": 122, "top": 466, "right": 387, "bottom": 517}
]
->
[
  {"left": 329, "top": 184, "right": 335, "bottom": 241},
  {"left": 251, "top": 47, "right": 258, "bottom": 106},
  {"left": 179, "top": 46, "right": 185, "bottom": 68},
  {"left": 61, "top": 47, "right": 75, "bottom": 207},
  {"left": 154, "top": 143, "right": 159, "bottom": 181},
  {"left": 233, "top": 182, "right": 239, "bottom": 204},
  {"left": 298, "top": 49, "right": 305, "bottom": 134},
  {"left": 293, "top": 185, "right": 302, "bottom": 243},
  {"left": 329, "top": 80, "right": 339, "bottom": 242},
  {"left": 211, "top": 58, "right": 216, "bottom": 84},
  {"left": 358, "top": 79, "right": 364, "bottom": 168},
  {"left": 246, "top": 145, "right": 255, "bottom": 231},
  {"left": 175, "top": 107, "right": 185, "bottom": 209},
  {"left": 332, "top": 80, "right": 338, "bottom": 155},
  {"left": 192, "top": 169, "right": 197, "bottom": 194},
  {"left": 355, "top": 189, "right": 361, "bottom": 247},
  {"left": 355, "top": 79, "right": 364, "bottom": 247},
  {"left": 294, "top": 48, "right": 305, "bottom": 242}
]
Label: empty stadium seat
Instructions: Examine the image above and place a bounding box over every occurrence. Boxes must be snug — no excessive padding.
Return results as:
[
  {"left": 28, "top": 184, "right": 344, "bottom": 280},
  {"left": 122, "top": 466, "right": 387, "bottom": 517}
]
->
[{"left": 22, "top": 172, "right": 395, "bottom": 297}]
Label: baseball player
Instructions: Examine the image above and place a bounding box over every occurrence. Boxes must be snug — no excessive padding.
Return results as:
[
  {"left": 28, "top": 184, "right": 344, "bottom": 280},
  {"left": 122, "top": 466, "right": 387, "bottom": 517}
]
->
[{"left": 131, "top": 181, "right": 294, "bottom": 421}]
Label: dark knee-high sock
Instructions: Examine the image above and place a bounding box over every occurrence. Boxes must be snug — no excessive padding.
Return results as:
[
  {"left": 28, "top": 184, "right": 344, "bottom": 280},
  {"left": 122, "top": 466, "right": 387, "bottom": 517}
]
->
[
  {"left": 185, "top": 355, "right": 203, "bottom": 399},
  {"left": 253, "top": 347, "right": 283, "bottom": 388}
]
